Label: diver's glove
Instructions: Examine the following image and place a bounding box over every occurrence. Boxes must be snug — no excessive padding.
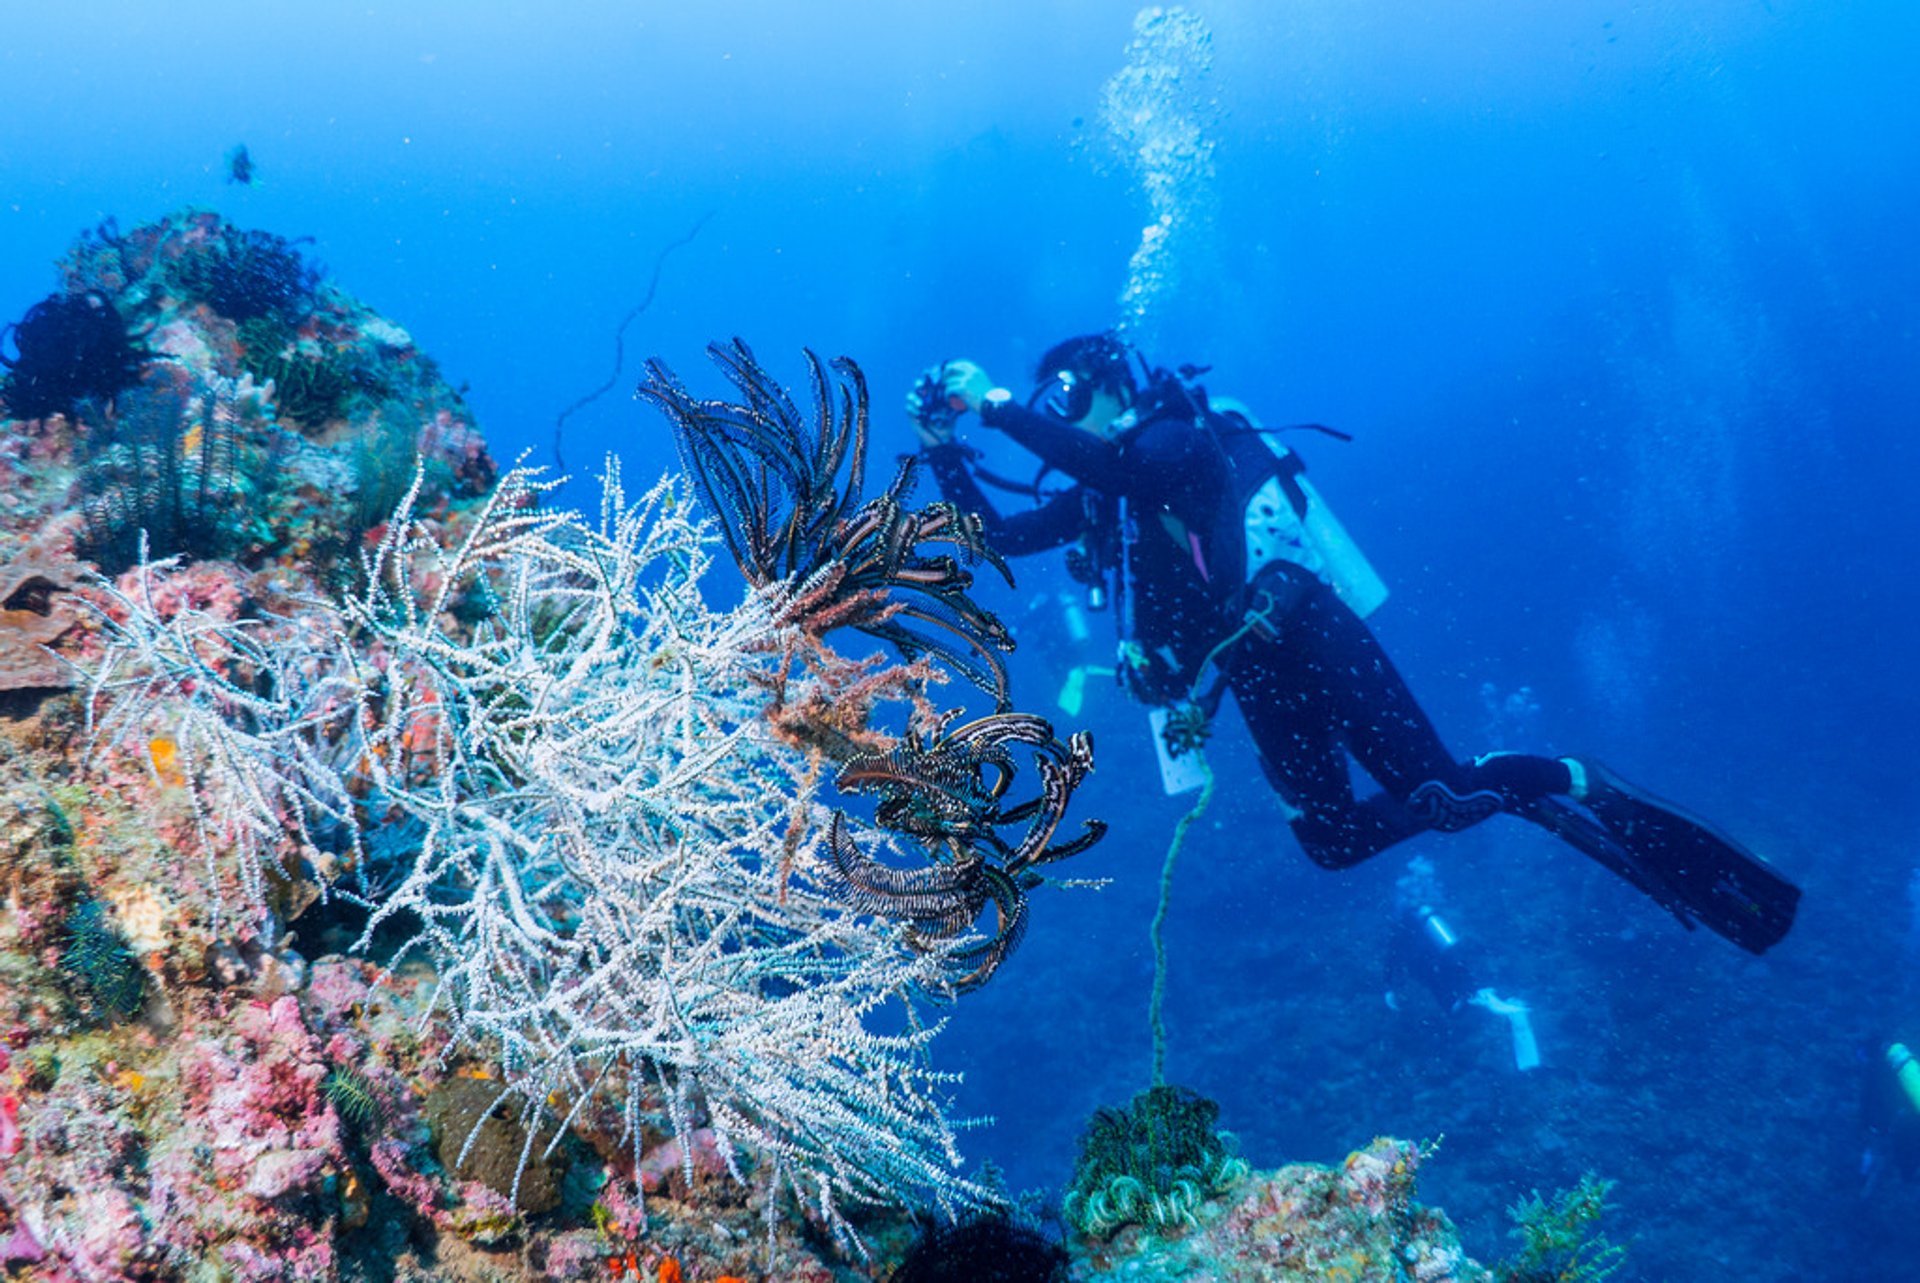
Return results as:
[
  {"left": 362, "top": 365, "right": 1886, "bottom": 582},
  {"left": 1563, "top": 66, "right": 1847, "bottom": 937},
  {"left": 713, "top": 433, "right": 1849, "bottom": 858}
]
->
[{"left": 940, "top": 359, "right": 996, "bottom": 414}]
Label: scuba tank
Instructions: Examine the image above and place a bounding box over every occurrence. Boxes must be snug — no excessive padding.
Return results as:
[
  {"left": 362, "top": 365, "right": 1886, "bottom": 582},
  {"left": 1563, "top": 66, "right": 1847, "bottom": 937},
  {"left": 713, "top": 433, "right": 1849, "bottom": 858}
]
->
[{"left": 1209, "top": 395, "right": 1389, "bottom": 620}]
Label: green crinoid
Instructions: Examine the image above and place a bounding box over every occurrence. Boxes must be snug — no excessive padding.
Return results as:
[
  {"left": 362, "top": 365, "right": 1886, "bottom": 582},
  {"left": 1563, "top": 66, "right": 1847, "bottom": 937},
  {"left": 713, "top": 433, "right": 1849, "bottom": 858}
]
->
[
  {"left": 1061, "top": 1084, "right": 1250, "bottom": 1238},
  {"left": 323, "top": 1064, "right": 386, "bottom": 1134},
  {"left": 251, "top": 348, "right": 355, "bottom": 428},
  {"left": 234, "top": 314, "right": 368, "bottom": 429},
  {"left": 60, "top": 900, "right": 145, "bottom": 1021}
]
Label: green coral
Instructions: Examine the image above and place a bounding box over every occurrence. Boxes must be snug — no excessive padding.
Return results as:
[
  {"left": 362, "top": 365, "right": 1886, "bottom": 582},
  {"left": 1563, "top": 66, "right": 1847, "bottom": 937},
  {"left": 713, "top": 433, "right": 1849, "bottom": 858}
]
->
[
  {"left": 1062, "top": 1084, "right": 1250, "bottom": 1237},
  {"left": 1495, "top": 1173, "right": 1627, "bottom": 1283}
]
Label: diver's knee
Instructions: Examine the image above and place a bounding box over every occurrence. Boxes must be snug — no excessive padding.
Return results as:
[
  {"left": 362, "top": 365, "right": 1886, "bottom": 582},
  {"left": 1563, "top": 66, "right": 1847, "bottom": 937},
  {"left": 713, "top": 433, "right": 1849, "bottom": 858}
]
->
[
  {"left": 1248, "top": 562, "right": 1316, "bottom": 622},
  {"left": 1466, "top": 750, "right": 1575, "bottom": 803}
]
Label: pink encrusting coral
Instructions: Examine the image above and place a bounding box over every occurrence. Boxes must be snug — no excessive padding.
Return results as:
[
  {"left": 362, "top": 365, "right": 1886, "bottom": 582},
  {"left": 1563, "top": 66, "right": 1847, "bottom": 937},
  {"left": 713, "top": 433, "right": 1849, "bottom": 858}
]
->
[
  {"left": 0, "top": 1035, "right": 163, "bottom": 1278},
  {"left": 0, "top": 995, "right": 354, "bottom": 1280},
  {"left": 144, "top": 998, "right": 347, "bottom": 1278},
  {"left": 184, "top": 999, "right": 340, "bottom": 1185}
]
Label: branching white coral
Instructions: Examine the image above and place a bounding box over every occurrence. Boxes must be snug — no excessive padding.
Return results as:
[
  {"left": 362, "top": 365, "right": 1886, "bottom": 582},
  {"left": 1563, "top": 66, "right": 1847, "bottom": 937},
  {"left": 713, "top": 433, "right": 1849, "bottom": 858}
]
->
[{"left": 83, "top": 460, "right": 991, "bottom": 1235}]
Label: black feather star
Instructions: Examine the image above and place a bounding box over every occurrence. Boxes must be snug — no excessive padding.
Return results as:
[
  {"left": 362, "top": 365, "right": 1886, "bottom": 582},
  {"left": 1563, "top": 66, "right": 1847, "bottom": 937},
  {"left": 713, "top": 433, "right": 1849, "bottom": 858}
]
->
[
  {"left": 638, "top": 339, "right": 1015, "bottom": 707},
  {"left": 826, "top": 713, "right": 1105, "bottom": 992},
  {"left": 639, "top": 340, "right": 1108, "bottom": 989}
]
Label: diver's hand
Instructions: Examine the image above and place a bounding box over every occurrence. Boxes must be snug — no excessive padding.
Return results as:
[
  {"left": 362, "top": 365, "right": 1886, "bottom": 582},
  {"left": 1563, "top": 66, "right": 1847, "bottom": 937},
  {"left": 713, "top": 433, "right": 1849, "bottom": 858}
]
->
[
  {"left": 906, "top": 364, "right": 958, "bottom": 447},
  {"left": 940, "top": 360, "right": 994, "bottom": 414},
  {"left": 913, "top": 415, "right": 955, "bottom": 448}
]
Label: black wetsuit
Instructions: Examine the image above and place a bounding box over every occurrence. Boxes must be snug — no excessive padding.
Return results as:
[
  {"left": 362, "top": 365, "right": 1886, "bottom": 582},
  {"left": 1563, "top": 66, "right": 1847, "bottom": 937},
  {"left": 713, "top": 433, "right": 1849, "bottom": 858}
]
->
[
  {"left": 924, "top": 384, "right": 1573, "bottom": 869},
  {"left": 1385, "top": 909, "right": 1479, "bottom": 1014}
]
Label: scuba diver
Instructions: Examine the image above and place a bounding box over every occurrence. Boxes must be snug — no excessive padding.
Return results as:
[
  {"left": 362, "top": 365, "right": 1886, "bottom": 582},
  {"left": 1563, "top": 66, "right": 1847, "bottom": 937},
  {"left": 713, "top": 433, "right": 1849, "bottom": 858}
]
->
[
  {"left": 905, "top": 332, "right": 1800, "bottom": 954},
  {"left": 1860, "top": 1040, "right": 1920, "bottom": 1193},
  {"left": 1386, "top": 857, "right": 1542, "bottom": 1071}
]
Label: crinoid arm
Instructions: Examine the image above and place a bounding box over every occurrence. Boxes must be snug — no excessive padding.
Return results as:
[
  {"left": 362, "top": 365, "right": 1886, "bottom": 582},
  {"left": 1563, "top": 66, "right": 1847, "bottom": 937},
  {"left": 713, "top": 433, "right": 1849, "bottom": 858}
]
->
[
  {"left": 825, "top": 713, "right": 1106, "bottom": 990},
  {"left": 639, "top": 341, "right": 1106, "bottom": 988},
  {"left": 638, "top": 339, "right": 1014, "bottom": 706},
  {"left": 911, "top": 863, "right": 1029, "bottom": 994},
  {"left": 822, "top": 812, "right": 984, "bottom": 921}
]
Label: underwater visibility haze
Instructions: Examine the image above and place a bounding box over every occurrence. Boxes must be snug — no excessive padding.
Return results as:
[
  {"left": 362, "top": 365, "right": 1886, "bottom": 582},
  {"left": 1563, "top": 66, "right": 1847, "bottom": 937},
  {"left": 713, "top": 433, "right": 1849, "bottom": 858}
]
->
[{"left": 1, "top": 2, "right": 1917, "bottom": 1279}]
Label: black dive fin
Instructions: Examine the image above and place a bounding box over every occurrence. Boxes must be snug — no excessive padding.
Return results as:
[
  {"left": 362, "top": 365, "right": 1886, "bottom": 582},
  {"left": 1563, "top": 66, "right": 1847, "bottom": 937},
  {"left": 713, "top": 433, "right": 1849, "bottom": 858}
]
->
[
  {"left": 1515, "top": 770, "right": 1800, "bottom": 956},
  {"left": 1515, "top": 798, "right": 1700, "bottom": 933}
]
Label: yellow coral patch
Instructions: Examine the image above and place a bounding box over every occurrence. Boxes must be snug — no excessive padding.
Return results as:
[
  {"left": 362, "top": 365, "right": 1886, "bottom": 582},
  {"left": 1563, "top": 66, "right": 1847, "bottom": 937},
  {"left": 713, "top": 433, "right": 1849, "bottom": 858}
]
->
[{"left": 148, "top": 736, "right": 186, "bottom": 787}]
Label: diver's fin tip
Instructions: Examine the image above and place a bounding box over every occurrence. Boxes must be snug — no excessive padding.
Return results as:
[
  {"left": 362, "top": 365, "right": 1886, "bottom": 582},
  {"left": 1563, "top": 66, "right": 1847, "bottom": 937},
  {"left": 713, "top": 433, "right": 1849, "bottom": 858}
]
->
[{"left": 1517, "top": 768, "right": 1801, "bottom": 955}]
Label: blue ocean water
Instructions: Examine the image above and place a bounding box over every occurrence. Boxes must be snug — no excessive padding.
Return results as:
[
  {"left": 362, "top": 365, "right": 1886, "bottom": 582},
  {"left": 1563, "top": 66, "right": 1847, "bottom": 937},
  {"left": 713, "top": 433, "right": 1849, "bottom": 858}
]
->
[{"left": 4, "top": 2, "right": 1916, "bottom": 1276}]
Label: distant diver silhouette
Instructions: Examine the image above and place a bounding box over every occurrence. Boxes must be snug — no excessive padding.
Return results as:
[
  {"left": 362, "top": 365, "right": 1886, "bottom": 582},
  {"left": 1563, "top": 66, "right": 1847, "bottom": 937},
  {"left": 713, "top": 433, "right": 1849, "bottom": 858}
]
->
[{"left": 553, "top": 209, "right": 714, "bottom": 472}]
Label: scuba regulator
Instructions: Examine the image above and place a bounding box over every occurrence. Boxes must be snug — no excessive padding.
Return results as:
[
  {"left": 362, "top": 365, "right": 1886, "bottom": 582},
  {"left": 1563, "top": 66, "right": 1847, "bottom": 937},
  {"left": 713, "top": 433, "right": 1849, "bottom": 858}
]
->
[{"left": 1064, "top": 542, "right": 1108, "bottom": 611}]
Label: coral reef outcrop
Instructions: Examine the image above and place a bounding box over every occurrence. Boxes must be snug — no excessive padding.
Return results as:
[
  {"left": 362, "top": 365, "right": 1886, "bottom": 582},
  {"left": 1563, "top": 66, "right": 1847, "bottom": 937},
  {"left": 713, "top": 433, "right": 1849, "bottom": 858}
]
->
[
  {"left": 0, "top": 213, "right": 1507, "bottom": 1280},
  {"left": 1067, "top": 1139, "right": 1486, "bottom": 1283}
]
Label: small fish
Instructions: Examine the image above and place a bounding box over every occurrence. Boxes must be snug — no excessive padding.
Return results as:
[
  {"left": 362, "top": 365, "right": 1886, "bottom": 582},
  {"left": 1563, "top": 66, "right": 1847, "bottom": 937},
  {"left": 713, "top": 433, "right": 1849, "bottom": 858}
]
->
[{"left": 225, "top": 143, "right": 255, "bottom": 186}]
